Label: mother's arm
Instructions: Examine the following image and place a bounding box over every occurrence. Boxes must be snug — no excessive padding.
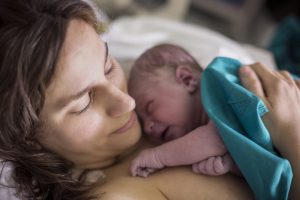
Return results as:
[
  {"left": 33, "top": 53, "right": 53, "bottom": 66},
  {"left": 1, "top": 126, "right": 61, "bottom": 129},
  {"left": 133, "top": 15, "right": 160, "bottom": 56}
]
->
[{"left": 239, "top": 63, "right": 300, "bottom": 199}]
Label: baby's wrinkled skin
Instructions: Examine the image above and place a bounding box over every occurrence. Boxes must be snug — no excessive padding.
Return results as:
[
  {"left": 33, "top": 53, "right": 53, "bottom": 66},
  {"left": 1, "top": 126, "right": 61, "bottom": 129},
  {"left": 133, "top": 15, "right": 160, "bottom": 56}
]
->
[{"left": 128, "top": 54, "right": 238, "bottom": 177}]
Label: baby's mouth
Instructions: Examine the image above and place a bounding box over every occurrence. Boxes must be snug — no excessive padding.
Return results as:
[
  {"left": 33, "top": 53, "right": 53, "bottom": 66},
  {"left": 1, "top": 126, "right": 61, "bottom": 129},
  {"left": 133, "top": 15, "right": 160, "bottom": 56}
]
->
[{"left": 161, "top": 127, "right": 170, "bottom": 142}]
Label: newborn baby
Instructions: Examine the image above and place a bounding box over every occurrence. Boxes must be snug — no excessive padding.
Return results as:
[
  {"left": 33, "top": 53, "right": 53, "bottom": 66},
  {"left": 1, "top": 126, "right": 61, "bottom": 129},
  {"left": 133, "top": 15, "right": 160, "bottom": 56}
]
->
[{"left": 128, "top": 44, "right": 240, "bottom": 177}]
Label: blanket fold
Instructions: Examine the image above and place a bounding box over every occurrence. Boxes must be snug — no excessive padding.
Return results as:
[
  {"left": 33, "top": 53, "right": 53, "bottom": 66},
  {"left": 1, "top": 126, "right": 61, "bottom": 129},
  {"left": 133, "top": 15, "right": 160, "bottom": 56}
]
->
[{"left": 201, "top": 57, "right": 292, "bottom": 200}]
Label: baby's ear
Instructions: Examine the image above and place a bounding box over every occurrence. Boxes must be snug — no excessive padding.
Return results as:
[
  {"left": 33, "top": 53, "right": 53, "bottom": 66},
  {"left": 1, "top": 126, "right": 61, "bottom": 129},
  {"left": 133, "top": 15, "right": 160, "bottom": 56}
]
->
[{"left": 175, "top": 65, "right": 199, "bottom": 93}]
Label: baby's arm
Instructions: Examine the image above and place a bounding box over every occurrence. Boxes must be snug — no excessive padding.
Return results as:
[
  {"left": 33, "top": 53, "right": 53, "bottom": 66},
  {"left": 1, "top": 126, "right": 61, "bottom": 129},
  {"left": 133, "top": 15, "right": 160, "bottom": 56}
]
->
[{"left": 131, "top": 120, "right": 228, "bottom": 177}]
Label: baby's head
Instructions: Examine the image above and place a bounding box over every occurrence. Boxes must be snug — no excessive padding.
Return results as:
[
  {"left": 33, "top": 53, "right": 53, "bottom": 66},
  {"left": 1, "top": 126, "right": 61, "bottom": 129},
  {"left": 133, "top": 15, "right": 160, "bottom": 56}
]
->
[{"left": 128, "top": 44, "right": 205, "bottom": 144}]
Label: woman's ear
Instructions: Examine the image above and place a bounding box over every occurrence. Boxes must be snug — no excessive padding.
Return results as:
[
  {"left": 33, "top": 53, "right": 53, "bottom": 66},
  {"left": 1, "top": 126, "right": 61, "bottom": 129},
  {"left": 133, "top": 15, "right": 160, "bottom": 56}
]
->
[{"left": 175, "top": 65, "right": 199, "bottom": 93}]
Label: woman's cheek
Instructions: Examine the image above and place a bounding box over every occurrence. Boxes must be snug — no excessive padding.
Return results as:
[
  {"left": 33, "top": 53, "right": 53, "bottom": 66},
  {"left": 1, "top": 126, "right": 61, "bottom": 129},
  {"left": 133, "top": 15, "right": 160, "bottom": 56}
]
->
[{"left": 68, "top": 113, "right": 107, "bottom": 145}]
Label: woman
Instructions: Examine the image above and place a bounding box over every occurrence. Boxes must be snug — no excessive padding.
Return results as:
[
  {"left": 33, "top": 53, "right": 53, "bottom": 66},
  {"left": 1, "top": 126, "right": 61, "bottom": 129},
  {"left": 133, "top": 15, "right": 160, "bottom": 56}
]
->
[
  {"left": 0, "top": 0, "right": 252, "bottom": 199},
  {"left": 0, "top": 0, "right": 297, "bottom": 199}
]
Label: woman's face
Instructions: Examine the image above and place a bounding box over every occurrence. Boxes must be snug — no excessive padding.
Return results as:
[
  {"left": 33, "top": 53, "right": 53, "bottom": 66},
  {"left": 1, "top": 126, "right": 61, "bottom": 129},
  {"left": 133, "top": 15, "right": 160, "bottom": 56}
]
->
[{"left": 38, "top": 20, "right": 141, "bottom": 169}]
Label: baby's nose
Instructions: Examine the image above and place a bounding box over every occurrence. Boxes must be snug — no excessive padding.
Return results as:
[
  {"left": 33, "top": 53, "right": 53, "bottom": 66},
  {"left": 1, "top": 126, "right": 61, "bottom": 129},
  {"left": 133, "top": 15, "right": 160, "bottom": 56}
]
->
[{"left": 144, "top": 120, "right": 155, "bottom": 135}]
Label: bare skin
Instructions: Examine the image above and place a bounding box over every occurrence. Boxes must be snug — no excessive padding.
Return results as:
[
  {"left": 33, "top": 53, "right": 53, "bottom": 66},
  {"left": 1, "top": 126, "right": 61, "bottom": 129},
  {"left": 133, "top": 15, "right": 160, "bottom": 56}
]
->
[
  {"left": 130, "top": 120, "right": 236, "bottom": 177},
  {"left": 39, "top": 19, "right": 253, "bottom": 199},
  {"left": 92, "top": 138, "right": 253, "bottom": 200},
  {"left": 129, "top": 64, "right": 237, "bottom": 177},
  {"left": 239, "top": 64, "right": 300, "bottom": 199}
]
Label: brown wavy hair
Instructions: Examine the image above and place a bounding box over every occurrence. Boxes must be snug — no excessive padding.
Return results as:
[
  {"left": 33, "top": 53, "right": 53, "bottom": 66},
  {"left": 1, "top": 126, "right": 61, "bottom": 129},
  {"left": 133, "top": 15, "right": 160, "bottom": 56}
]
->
[{"left": 0, "top": 0, "right": 102, "bottom": 199}]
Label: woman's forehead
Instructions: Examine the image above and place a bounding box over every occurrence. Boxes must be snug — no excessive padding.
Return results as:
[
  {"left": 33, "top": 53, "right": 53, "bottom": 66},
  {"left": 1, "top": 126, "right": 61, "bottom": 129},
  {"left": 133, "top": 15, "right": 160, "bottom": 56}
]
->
[
  {"left": 45, "top": 20, "right": 106, "bottom": 109},
  {"left": 57, "top": 20, "right": 105, "bottom": 74}
]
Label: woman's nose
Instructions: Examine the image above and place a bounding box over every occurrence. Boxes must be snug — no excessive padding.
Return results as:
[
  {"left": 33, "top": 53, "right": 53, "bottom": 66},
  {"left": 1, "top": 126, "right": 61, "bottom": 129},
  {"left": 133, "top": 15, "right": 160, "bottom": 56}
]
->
[{"left": 104, "top": 84, "right": 136, "bottom": 117}]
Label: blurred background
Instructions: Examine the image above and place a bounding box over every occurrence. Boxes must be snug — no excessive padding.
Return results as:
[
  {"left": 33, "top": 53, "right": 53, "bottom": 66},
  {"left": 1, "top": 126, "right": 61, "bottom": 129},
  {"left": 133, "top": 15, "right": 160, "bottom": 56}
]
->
[
  {"left": 91, "top": 0, "right": 300, "bottom": 75},
  {"left": 93, "top": 0, "right": 300, "bottom": 47}
]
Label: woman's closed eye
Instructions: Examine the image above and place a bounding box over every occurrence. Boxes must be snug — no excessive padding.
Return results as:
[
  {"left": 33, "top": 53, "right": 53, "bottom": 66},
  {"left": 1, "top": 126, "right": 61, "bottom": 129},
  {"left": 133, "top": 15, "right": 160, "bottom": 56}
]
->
[
  {"left": 70, "top": 56, "right": 117, "bottom": 115},
  {"left": 71, "top": 91, "right": 93, "bottom": 115},
  {"left": 105, "top": 56, "right": 115, "bottom": 76}
]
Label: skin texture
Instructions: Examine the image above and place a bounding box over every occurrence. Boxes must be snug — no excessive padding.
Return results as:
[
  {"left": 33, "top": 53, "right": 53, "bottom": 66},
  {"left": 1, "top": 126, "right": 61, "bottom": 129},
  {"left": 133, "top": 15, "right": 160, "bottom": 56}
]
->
[
  {"left": 129, "top": 64, "right": 237, "bottom": 177},
  {"left": 130, "top": 120, "right": 237, "bottom": 177},
  {"left": 37, "top": 19, "right": 254, "bottom": 199},
  {"left": 93, "top": 140, "right": 253, "bottom": 200},
  {"left": 239, "top": 64, "right": 300, "bottom": 199},
  {"left": 131, "top": 67, "right": 206, "bottom": 144},
  {"left": 38, "top": 20, "right": 141, "bottom": 169}
]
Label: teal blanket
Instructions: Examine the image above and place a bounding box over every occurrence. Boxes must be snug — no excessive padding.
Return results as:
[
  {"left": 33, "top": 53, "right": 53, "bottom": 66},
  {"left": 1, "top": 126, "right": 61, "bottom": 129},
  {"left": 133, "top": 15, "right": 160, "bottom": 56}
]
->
[{"left": 201, "top": 57, "right": 292, "bottom": 200}]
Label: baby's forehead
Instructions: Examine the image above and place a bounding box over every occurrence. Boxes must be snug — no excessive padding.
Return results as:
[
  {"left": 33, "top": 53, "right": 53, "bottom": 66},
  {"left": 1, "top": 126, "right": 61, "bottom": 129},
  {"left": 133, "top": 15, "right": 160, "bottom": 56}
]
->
[
  {"left": 130, "top": 74, "right": 154, "bottom": 92},
  {"left": 130, "top": 67, "right": 155, "bottom": 83},
  {"left": 129, "top": 71, "right": 156, "bottom": 94},
  {"left": 129, "top": 84, "right": 149, "bottom": 109},
  {"left": 128, "top": 65, "right": 176, "bottom": 96}
]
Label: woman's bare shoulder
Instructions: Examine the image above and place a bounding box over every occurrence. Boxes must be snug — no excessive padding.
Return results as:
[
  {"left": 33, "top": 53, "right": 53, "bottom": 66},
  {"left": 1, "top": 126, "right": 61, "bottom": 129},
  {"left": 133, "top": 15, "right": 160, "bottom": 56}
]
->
[
  {"left": 148, "top": 166, "right": 253, "bottom": 200},
  {"left": 90, "top": 140, "right": 167, "bottom": 200},
  {"left": 95, "top": 176, "right": 167, "bottom": 200},
  {"left": 93, "top": 166, "right": 253, "bottom": 200},
  {"left": 91, "top": 139, "right": 253, "bottom": 200}
]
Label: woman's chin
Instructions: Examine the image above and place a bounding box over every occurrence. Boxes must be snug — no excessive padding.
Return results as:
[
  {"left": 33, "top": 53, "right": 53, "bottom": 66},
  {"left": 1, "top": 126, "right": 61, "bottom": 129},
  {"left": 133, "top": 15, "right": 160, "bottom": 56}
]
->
[{"left": 117, "top": 119, "right": 142, "bottom": 152}]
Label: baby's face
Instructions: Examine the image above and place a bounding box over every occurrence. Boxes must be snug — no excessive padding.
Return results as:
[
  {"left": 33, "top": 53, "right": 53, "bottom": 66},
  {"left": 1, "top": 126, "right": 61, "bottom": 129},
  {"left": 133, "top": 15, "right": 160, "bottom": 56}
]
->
[{"left": 130, "top": 74, "right": 201, "bottom": 144}]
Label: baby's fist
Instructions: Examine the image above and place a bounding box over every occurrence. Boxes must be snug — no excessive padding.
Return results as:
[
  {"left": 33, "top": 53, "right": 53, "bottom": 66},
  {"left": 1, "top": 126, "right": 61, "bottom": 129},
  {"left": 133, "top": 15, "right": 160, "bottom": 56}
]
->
[{"left": 131, "top": 148, "right": 164, "bottom": 177}]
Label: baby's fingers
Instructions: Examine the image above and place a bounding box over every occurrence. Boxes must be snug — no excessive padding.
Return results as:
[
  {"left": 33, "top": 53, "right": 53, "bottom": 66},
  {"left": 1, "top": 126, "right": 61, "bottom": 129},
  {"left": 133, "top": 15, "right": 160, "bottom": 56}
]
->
[
  {"left": 138, "top": 168, "right": 150, "bottom": 177},
  {"left": 192, "top": 161, "right": 206, "bottom": 174},
  {"left": 131, "top": 159, "right": 143, "bottom": 176}
]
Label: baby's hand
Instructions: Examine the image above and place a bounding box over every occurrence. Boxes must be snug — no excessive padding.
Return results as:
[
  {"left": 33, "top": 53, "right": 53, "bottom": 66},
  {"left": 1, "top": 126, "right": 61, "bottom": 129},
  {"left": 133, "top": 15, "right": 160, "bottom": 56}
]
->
[
  {"left": 192, "top": 153, "right": 233, "bottom": 176},
  {"left": 131, "top": 148, "right": 164, "bottom": 177}
]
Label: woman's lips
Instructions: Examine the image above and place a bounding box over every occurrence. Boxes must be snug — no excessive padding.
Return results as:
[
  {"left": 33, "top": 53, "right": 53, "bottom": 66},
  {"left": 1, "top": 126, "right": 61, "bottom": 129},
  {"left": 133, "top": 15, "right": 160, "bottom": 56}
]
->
[{"left": 112, "top": 112, "right": 136, "bottom": 134}]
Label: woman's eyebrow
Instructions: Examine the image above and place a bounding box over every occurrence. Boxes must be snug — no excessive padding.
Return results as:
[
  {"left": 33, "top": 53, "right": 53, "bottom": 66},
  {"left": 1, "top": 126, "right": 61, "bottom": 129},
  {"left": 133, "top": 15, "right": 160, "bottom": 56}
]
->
[{"left": 56, "top": 43, "right": 109, "bottom": 109}]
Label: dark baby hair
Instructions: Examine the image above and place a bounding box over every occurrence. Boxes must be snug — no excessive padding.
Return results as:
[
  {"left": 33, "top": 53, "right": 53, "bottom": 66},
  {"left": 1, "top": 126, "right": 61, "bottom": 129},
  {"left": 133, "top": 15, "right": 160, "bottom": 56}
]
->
[{"left": 129, "top": 43, "right": 202, "bottom": 89}]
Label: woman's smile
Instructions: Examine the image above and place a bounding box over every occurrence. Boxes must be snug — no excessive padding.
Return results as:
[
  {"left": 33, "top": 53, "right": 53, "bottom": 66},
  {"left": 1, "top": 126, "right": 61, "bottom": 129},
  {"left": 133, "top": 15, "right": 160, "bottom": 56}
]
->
[{"left": 112, "top": 111, "right": 137, "bottom": 135}]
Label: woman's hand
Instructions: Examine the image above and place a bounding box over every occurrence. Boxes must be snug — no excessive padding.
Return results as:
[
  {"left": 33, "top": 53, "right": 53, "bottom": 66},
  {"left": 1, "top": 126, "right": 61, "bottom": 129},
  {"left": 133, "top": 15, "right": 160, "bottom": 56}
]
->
[
  {"left": 238, "top": 63, "right": 300, "bottom": 152},
  {"left": 238, "top": 63, "right": 300, "bottom": 199}
]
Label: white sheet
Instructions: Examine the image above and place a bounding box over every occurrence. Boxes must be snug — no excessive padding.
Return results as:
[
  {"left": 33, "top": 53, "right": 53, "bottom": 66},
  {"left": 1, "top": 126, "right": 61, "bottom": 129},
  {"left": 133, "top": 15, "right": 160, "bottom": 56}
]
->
[{"left": 105, "top": 16, "right": 276, "bottom": 74}]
